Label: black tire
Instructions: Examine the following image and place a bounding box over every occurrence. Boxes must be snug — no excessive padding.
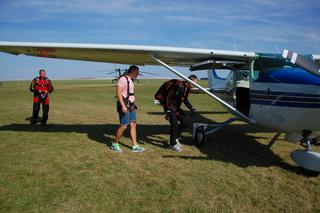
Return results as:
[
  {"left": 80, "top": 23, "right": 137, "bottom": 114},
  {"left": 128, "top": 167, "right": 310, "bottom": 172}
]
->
[
  {"left": 301, "top": 168, "right": 320, "bottom": 177},
  {"left": 194, "top": 127, "right": 206, "bottom": 148}
]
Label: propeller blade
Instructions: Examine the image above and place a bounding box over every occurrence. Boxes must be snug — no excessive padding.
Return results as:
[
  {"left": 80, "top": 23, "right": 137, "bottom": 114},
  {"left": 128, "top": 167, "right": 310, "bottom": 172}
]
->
[
  {"left": 282, "top": 49, "right": 320, "bottom": 77},
  {"left": 107, "top": 71, "right": 117, "bottom": 74},
  {"left": 139, "top": 71, "right": 158, "bottom": 76},
  {"left": 95, "top": 70, "right": 116, "bottom": 74}
]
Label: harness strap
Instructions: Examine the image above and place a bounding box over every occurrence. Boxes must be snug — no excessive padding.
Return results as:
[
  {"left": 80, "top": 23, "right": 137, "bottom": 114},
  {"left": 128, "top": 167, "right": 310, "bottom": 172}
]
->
[
  {"left": 123, "top": 76, "right": 135, "bottom": 99},
  {"left": 115, "top": 76, "right": 135, "bottom": 102},
  {"left": 35, "top": 77, "right": 49, "bottom": 87},
  {"left": 182, "top": 81, "right": 188, "bottom": 100}
]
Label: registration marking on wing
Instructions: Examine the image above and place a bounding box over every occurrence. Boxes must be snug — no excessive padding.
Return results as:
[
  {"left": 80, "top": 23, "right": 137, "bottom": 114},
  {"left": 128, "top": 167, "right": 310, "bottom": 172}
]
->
[{"left": 36, "top": 48, "right": 56, "bottom": 57}]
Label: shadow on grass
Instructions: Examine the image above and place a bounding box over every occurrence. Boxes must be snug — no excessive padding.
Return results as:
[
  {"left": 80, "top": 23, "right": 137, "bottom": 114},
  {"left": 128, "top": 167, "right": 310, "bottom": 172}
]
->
[
  {"left": 0, "top": 113, "right": 309, "bottom": 176},
  {"left": 147, "top": 111, "right": 228, "bottom": 115},
  {"left": 0, "top": 122, "right": 170, "bottom": 149},
  {"left": 163, "top": 125, "right": 305, "bottom": 176}
]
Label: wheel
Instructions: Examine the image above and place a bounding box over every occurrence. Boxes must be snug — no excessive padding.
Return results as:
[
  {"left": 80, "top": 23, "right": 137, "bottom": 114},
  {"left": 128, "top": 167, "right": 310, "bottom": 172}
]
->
[
  {"left": 301, "top": 168, "right": 319, "bottom": 177},
  {"left": 290, "top": 150, "right": 320, "bottom": 175},
  {"left": 194, "top": 126, "right": 206, "bottom": 147}
]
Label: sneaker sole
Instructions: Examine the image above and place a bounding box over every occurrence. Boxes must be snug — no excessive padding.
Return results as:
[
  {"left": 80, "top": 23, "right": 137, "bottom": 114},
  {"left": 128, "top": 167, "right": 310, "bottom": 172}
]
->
[
  {"left": 132, "top": 149, "right": 146, "bottom": 153},
  {"left": 171, "top": 147, "right": 183, "bottom": 152},
  {"left": 110, "top": 147, "right": 123, "bottom": 152}
]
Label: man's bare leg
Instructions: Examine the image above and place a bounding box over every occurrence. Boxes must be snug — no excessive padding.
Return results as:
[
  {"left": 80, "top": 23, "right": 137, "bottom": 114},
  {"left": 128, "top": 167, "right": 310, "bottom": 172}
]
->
[
  {"left": 115, "top": 125, "right": 127, "bottom": 143},
  {"left": 129, "top": 122, "right": 137, "bottom": 146}
]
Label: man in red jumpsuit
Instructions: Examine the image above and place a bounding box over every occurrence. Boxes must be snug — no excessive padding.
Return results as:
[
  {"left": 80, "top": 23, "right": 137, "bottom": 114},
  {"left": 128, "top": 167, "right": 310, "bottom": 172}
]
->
[{"left": 29, "top": 69, "right": 54, "bottom": 125}]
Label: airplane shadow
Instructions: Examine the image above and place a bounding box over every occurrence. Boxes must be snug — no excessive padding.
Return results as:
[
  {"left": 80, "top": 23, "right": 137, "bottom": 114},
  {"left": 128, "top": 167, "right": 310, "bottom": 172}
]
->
[
  {"left": 0, "top": 112, "right": 310, "bottom": 176},
  {"left": 163, "top": 126, "right": 303, "bottom": 175},
  {"left": 147, "top": 111, "right": 228, "bottom": 115},
  {"left": 160, "top": 111, "right": 310, "bottom": 176}
]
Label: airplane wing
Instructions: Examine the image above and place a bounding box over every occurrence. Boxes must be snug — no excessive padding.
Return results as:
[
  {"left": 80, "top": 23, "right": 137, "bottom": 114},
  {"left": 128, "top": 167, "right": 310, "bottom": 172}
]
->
[{"left": 0, "top": 41, "right": 255, "bottom": 67}]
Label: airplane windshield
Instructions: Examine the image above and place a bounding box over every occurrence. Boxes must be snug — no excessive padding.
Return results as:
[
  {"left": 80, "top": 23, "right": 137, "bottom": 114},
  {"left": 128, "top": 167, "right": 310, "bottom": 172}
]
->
[
  {"left": 253, "top": 55, "right": 296, "bottom": 82},
  {"left": 252, "top": 55, "right": 320, "bottom": 85}
]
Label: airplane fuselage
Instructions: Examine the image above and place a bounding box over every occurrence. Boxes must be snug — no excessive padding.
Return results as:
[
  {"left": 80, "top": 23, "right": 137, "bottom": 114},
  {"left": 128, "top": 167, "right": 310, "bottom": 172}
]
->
[
  {"left": 208, "top": 54, "right": 320, "bottom": 141},
  {"left": 248, "top": 55, "right": 320, "bottom": 140}
]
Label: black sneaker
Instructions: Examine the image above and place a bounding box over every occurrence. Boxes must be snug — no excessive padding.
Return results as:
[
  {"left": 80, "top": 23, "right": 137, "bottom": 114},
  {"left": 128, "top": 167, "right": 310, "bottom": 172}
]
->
[{"left": 41, "top": 122, "right": 48, "bottom": 126}]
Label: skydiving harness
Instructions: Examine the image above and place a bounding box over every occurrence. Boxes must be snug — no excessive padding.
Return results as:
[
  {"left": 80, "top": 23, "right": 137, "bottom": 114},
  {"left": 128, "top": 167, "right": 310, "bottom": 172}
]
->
[
  {"left": 154, "top": 79, "right": 188, "bottom": 105},
  {"left": 116, "top": 75, "right": 137, "bottom": 113},
  {"left": 34, "top": 77, "right": 49, "bottom": 100}
]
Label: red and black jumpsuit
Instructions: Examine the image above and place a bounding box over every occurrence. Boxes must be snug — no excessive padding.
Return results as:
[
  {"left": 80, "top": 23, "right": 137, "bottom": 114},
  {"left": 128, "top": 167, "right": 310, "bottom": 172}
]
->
[
  {"left": 29, "top": 77, "right": 54, "bottom": 124},
  {"left": 163, "top": 80, "right": 193, "bottom": 146}
]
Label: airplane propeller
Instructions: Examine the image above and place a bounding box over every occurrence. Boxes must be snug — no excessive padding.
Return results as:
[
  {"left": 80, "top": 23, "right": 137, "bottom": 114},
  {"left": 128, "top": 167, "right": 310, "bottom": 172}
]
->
[
  {"left": 282, "top": 49, "right": 320, "bottom": 77},
  {"left": 95, "top": 65, "right": 158, "bottom": 83},
  {"left": 99, "top": 67, "right": 158, "bottom": 77}
]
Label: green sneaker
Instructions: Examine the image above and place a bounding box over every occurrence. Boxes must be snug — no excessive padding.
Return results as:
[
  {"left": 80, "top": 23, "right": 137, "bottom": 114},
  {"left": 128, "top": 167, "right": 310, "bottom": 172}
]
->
[
  {"left": 111, "top": 143, "right": 123, "bottom": 152},
  {"left": 132, "top": 145, "right": 146, "bottom": 153}
]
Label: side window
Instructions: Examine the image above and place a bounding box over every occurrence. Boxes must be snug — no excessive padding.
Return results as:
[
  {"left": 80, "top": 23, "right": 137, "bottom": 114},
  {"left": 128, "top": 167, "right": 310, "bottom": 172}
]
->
[
  {"left": 252, "top": 70, "right": 260, "bottom": 81},
  {"left": 251, "top": 59, "right": 263, "bottom": 82},
  {"left": 236, "top": 70, "right": 250, "bottom": 81}
]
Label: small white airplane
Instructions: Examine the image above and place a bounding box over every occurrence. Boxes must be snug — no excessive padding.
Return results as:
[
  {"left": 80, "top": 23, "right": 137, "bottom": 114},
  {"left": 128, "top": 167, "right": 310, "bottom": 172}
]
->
[
  {"left": 98, "top": 65, "right": 157, "bottom": 83},
  {"left": 0, "top": 41, "right": 319, "bottom": 173}
]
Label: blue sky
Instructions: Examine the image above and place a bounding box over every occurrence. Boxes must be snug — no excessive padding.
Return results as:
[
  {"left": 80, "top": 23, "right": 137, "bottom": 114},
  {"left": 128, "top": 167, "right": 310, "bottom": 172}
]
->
[{"left": 0, "top": 0, "right": 319, "bottom": 80}]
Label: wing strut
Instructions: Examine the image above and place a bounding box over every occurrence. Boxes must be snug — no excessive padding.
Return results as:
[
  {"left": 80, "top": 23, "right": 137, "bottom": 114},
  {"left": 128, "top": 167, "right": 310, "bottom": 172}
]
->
[{"left": 150, "top": 55, "right": 255, "bottom": 124}]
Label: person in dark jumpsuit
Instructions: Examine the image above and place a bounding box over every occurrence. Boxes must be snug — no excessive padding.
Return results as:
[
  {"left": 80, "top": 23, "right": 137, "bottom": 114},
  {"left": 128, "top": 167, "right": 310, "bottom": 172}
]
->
[{"left": 162, "top": 75, "right": 198, "bottom": 152}]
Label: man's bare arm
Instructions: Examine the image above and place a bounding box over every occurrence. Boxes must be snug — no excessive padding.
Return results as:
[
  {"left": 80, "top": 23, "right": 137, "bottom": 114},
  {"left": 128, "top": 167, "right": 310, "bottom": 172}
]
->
[{"left": 117, "top": 85, "right": 128, "bottom": 112}]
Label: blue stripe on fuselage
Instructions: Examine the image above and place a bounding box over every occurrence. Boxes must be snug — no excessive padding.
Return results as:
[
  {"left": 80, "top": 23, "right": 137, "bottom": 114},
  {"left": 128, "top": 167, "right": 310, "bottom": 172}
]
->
[
  {"left": 251, "top": 100, "right": 320, "bottom": 108},
  {"left": 251, "top": 90, "right": 320, "bottom": 108},
  {"left": 251, "top": 90, "right": 320, "bottom": 98}
]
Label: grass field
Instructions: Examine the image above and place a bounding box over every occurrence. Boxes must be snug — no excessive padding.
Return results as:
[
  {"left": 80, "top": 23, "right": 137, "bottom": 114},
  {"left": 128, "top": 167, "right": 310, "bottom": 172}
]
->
[{"left": 0, "top": 79, "right": 319, "bottom": 212}]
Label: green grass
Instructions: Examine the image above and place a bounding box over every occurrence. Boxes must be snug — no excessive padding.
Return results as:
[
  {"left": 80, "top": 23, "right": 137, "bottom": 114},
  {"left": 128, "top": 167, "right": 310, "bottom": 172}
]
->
[{"left": 0, "top": 79, "right": 319, "bottom": 212}]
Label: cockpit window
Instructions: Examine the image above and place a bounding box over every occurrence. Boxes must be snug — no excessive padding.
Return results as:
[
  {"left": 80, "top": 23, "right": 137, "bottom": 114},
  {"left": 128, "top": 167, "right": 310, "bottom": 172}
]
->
[
  {"left": 253, "top": 55, "right": 296, "bottom": 82},
  {"left": 252, "top": 54, "right": 320, "bottom": 85}
]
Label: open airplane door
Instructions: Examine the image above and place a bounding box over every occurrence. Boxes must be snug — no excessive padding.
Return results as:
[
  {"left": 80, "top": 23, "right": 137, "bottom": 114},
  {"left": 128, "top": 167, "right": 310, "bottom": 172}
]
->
[
  {"left": 190, "top": 60, "right": 251, "bottom": 115},
  {"left": 207, "top": 69, "right": 233, "bottom": 92}
]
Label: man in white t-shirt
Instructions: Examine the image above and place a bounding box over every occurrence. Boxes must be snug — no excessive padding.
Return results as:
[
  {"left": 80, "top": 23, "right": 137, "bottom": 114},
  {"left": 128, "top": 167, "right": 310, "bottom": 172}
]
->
[{"left": 111, "top": 65, "right": 146, "bottom": 153}]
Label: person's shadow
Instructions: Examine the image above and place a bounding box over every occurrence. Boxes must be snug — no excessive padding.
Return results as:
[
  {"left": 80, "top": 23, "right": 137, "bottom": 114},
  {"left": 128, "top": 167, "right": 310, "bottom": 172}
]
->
[
  {"left": 0, "top": 113, "right": 313, "bottom": 176},
  {"left": 2, "top": 119, "right": 171, "bottom": 150}
]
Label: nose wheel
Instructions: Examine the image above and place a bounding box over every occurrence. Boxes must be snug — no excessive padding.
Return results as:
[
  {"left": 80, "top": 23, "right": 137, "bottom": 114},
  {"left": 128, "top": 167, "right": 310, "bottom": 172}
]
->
[{"left": 290, "top": 131, "right": 320, "bottom": 174}]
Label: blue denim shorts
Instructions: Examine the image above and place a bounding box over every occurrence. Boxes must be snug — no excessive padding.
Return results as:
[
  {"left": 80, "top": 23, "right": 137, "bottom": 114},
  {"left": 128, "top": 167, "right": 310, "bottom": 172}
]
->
[{"left": 119, "top": 110, "right": 136, "bottom": 125}]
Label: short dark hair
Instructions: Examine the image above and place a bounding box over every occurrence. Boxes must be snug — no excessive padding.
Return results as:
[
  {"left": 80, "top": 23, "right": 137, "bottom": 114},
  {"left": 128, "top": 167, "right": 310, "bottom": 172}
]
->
[
  {"left": 127, "top": 65, "right": 139, "bottom": 73},
  {"left": 39, "top": 69, "right": 46, "bottom": 74},
  {"left": 188, "top": 74, "right": 198, "bottom": 81}
]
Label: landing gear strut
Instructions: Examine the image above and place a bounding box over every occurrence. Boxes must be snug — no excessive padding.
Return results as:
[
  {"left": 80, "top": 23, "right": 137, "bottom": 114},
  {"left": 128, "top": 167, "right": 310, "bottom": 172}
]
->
[
  {"left": 300, "top": 130, "right": 312, "bottom": 151},
  {"left": 192, "top": 116, "right": 240, "bottom": 148}
]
